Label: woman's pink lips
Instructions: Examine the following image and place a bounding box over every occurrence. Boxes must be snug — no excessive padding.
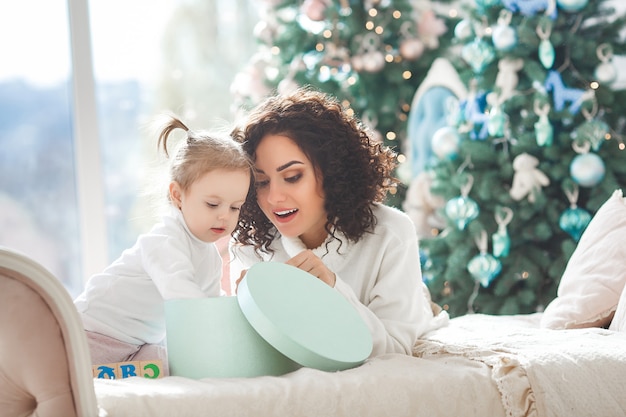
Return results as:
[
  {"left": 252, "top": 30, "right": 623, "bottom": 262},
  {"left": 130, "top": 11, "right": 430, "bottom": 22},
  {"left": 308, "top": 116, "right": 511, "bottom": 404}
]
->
[{"left": 273, "top": 209, "right": 298, "bottom": 223}]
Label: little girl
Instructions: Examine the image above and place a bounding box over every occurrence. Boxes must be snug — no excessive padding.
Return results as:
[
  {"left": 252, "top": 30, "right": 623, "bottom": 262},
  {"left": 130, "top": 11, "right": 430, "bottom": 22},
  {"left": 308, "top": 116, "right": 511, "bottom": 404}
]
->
[{"left": 74, "top": 114, "right": 252, "bottom": 372}]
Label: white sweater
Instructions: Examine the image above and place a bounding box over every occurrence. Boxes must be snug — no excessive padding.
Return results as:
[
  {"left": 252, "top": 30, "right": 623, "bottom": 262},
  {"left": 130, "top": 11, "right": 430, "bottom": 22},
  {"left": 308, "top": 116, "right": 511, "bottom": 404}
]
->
[
  {"left": 230, "top": 204, "right": 438, "bottom": 357},
  {"left": 75, "top": 208, "right": 222, "bottom": 344}
]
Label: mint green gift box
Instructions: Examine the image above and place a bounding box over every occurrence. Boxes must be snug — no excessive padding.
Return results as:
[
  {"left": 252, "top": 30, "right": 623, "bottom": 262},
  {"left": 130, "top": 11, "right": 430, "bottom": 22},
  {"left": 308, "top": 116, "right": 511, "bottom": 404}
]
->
[{"left": 165, "top": 262, "right": 373, "bottom": 378}]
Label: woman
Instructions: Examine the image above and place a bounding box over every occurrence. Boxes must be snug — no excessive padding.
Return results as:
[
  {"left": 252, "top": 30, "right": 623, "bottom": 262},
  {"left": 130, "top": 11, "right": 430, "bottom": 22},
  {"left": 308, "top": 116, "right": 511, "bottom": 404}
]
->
[{"left": 230, "top": 88, "right": 444, "bottom": 357}]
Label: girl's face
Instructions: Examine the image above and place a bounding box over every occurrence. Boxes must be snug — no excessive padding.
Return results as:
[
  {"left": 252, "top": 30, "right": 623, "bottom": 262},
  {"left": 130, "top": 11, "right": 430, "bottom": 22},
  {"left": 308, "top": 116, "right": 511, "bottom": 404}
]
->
[
  {"left": 253, "top": 134, "right": 328, "bottom": 249},
  {"left": 170, "top": 168, "right": 250, "bottom": 243}
]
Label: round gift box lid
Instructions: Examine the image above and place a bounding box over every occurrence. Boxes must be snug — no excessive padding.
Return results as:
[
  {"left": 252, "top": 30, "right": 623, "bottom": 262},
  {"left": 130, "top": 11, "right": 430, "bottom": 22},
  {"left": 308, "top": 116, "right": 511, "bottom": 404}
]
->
[{"left": 237, "top": 262, "right": 373, "bottom": 371}]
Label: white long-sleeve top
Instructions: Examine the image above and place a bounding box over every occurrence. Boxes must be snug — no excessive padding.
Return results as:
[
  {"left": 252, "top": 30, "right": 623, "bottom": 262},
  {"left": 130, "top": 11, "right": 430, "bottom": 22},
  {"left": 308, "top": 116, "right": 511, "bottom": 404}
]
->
[
  {"left": 75, "top": 208, "right": 222, "bottom": 345},
  {"left": 230, "top": 204, "right": 439, "bottom": 357}
]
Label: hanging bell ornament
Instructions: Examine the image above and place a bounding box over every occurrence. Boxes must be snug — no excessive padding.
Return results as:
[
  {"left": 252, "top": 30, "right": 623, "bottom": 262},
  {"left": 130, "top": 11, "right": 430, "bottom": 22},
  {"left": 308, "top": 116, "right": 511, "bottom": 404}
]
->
[
  {"left": 467, "top": 230, "right": 502, "bottom": 288},
  {"left": 445, "top": 175, "right": 479, "bottom": 230},
  {"left": 559, "top": 185, "right": 592, "bottom": 241}
]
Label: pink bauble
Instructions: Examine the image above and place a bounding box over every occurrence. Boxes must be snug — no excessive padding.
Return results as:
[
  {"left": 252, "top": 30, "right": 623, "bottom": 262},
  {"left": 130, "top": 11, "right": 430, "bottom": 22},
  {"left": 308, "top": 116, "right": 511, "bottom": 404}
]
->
[
  {"left": 400, "top": 38, "right": 425, "bottom": 60},
  {"left": 301, "top": 0, "right": 328, "bottom": 21}
]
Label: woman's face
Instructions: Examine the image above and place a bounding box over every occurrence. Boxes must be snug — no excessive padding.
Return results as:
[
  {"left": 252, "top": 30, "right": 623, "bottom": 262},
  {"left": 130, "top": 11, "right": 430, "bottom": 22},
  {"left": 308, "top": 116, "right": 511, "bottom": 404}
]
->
[{"left": 253, "top": 134, "right": 328, "bottom": 249}]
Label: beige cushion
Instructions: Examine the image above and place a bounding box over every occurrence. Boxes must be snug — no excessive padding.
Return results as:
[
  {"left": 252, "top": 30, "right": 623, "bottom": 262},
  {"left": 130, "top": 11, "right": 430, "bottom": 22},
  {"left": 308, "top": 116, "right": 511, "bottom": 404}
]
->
[
  {"left": 609, "top": 284, "right": 626, "bottom": 332},
  {"left": 541, "top": 189, "right": 626, "bottom": 329}
]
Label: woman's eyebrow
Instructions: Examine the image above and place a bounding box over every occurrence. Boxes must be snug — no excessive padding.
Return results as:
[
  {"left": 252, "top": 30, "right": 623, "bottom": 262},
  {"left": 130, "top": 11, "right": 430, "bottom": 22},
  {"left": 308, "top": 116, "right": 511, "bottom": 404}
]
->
[
  {"left": 254, "top": 160, "right": 304, "bottom": 175},
  {"left": 277, "top": 161, "right": 304, "bottom": 172}
]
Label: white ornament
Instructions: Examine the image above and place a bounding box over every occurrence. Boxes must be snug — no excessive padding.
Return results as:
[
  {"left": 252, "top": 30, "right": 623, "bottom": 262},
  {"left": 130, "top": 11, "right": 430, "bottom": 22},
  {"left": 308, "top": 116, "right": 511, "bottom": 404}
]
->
[
  {"left": 454, "top": 19, "right": 474, "bottom": 41},
  {"left": 431, "top": 126, "right": 460, "bottom": 160},
  {"left": 570, "top": 153, "right": 605, "bottom": 187},
  {"left": 491, "top": 9, "right": 516, "bottom": 52},
  {"left": 594, "top": 43, "right": 617, "bottom": 85}
]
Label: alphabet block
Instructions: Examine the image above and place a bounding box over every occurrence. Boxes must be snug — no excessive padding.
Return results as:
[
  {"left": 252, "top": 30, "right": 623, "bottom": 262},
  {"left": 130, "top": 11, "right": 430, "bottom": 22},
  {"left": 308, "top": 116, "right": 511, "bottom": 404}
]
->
[{"left": 93, "top": 360, "right": 163, "bottom": 379}]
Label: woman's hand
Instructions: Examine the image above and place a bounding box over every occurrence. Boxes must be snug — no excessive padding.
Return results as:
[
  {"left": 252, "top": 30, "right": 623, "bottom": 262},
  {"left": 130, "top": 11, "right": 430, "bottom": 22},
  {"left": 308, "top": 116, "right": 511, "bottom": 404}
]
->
[{"left": 286, "top": 250, "right": 336, "bottom": 287}]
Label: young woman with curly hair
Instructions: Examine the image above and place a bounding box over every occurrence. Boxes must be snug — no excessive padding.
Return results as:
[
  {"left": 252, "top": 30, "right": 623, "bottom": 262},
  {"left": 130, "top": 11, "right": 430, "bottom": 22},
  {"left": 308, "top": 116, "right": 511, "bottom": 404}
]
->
[{"left": 230, "top": 87, "right": 443, "bottom": 358}]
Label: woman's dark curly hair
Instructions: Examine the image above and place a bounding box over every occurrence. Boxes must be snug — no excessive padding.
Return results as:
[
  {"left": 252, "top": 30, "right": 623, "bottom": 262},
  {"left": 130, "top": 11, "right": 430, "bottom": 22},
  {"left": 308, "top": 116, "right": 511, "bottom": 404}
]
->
[{"left": 231, "top": 87, "right": 398, "bottom": 255}]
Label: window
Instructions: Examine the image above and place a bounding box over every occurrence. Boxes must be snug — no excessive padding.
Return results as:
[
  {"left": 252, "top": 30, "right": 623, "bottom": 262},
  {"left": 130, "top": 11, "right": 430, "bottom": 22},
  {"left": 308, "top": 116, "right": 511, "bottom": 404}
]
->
[{"left": 0, "top": 0, "right": 259, "bottom": 297}]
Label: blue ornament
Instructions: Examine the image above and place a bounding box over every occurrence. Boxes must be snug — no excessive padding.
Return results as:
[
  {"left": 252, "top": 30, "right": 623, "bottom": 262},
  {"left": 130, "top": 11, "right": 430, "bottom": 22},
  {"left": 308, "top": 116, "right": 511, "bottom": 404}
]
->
[
  {"left": 570, "top": 153, "right": 605, "bottom": 187},
  {"left": 544, "top": 71, "right": 587, "bottom": 114},
  {"left": 502, "top": 0, "right": 558, "bottom": 19},
  {"left": 559, "top": 206, "right": 591, "bottom": 241},
  {"left": 460, "top": 93, "right": 490, "bottom": 140},
  {"left": 557, "top": 0, "right": 588, "bottom": 12},
  {"left": 445, "top": 196, "right": 480, "bottom": 230},
  {"left": 468, "top": 253, "right": 502, "bottom": 288}
]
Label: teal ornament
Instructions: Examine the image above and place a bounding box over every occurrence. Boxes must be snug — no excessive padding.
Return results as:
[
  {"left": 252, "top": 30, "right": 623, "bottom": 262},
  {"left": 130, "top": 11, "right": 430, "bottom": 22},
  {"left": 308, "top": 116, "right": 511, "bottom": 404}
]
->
[
  {"left": 475, "top": 0, "right": 501, "bottom": 9},
  {"left": 492, "top": 207, "right": 513, "bottom": 258},
  {"left": 539, "top": 38, "right": 555, "bottom": 69},
  {"left": 557, "top": 0, "right": 588, "bottom": 12},
  {"left": 492, "top": 229, "right": 510, "bottom": 258},
  {"left": 487, "top": 105, "right": 506, "bottom": 137},
  {"left": 468, "top": 253, "right": 502, "bottom": 288},
  {"left": 534, "top": 114, "right": 553, "bottom": 146},
  {"left": 559, "top": 206, "right": 591, "bottom": 241},
  {"left": 461, "top": 38, "right": 495, "bottom": 74},
  {"left": 573, "top": 119, "right": 609, "bottom": 152},
  {"left": 570, "top": 152, "right": 605, "bottom": 187},
  {"left": 492, "top": 24, "right": 517, "bottom": 52},
  {"left": 431, "top": 126, "right": 460, "bottom": 160},
  {"left": 445, "top": 196, "right": 479, "bottom": 230}
]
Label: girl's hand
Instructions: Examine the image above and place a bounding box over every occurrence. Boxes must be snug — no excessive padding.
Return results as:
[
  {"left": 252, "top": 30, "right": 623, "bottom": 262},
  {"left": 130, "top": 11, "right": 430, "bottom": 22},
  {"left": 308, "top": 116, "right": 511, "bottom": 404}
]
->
[
  {"left": 234, "top": 269, "right": 247, "bottom": 294},
  {"left": 286, "top": 250, "right": 336, "bottom": 287}
]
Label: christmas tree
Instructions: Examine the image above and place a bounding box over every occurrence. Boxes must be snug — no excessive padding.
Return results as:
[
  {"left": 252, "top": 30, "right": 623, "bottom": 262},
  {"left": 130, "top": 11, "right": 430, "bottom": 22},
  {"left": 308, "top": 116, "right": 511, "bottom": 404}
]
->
[
  {"left": 418, "top": 0, "right": 626, "bottom": 317},
  {"left": 230, "top": 0, "right": 458, "bottom": 207}
]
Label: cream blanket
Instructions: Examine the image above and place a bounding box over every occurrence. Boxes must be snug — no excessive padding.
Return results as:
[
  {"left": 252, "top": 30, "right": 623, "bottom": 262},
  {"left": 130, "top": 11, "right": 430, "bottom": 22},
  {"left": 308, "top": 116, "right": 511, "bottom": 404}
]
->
[
  {"left": 94, "top": 313, "right": 626, "bottom": 417},
  {"left": 413, "top": 313, "right": 626, "bottom": 417}
]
